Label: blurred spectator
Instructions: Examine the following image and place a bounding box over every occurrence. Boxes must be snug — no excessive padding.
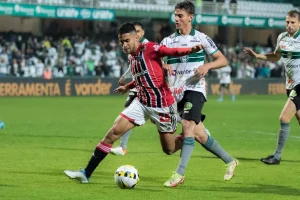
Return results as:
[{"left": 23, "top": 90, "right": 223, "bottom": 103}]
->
[{"left": 43, "top": 67, "right": 52, "bottom": 79}]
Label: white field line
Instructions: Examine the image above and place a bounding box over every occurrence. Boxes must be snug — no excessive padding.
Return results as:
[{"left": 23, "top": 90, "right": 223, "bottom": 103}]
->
[{"left": 232, "top": 129, "right": 300, "bottom": 140}]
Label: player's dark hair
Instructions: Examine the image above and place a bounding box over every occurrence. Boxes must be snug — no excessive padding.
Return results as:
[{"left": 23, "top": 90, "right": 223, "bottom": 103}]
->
[
  {"left": 175, "top": 0, "right": 195, "bottom": 15},
  {"left": 118, "top": 23, "right": 137, "bottom": 35},
  {"left": 132, "top": 22, "right": 144, "bottom": 30},
  {"left": 287, "top": 10, "right": 300, "bottom": 21}
]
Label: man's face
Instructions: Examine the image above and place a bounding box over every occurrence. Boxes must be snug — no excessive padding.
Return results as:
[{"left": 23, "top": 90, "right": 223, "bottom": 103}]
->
[
  {"left": 174, "top": 8, "right": 193, "bottom": 30},
  {"left": 286, "top": 15, "right": 300, "bottom": 35},
  {"left": 134, "top": 25, "right": 145, "bottom": 40},
  {"left": 118, "top": 32, "right": 139, "bottom": 54}
]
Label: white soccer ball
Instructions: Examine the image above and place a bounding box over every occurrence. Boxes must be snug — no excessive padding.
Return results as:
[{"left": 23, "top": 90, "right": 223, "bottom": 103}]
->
[{"left": 114, "top": 165, "right": 139, "bottom": 189}]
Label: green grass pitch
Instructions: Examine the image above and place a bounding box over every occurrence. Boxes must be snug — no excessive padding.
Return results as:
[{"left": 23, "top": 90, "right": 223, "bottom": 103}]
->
[{"left": 1, "top": 95, "right": 300, "bottom": 200}]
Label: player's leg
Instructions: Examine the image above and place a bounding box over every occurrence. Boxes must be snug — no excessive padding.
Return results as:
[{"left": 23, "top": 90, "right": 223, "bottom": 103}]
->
[
  {"left": 111, "top": 92, "right": 137, "bottom": 155},
  {"left": 165, "top": 91, "right": 204, "bottom": 187},
  {"left": 148, "top": 103, "right": 177, "bottom": 155},
  {"left": 261, "top": 97, "right": 297, "bottom": 165},
  {"left": 64, "top": 99, "right": 145, "bottom": 183},
  {"left": 194, "top": 122, "right": 238, "bottom": 180},
  {"left": 228, "top": 84, "right": 235, "bottom": 101},
  {"left": 218, "top": 84, "right": 224, "bottom": 102}
]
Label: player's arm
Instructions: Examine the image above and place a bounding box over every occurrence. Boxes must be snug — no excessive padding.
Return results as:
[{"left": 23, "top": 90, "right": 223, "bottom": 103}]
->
[
  {"left": 118, "top": 65, "right": 131, "bottom": 85},
  {"left": 243, "top": 47, "right": 281, "bottom": 62},
  {"left": 157, "top": 45, "right": 204, "bottom": 57},
  {"left": 114, "top": 80, "right": 135, "bottom": 94},
  {"left": 194, "top": 36, "right": 228, "bottom": 77},
  {"left": 205, "top": 50, "right": 228, "bottom": 70},
  {"left": 243, "top": 33, "right": 283, "bottom": 62}
]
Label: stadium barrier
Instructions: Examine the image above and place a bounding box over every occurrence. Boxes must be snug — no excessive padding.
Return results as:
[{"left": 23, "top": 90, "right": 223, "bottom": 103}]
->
[{"left": 0, "top": 77, "right": 286, "bottom": 97}]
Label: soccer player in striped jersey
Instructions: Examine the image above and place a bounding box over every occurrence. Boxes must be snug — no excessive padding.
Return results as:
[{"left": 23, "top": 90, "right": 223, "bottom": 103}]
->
[
  {"left": 161, "top": 1, "right": 239, "bottom": 187},
  {"left": 244, "top": 10, "right": 300, "bottom": 165},
  {"left": 63, "top": 22, "right": 204, "bottom": 183},
  {"left": 111, "top": 22, "right": 149, "bottom": 156}
]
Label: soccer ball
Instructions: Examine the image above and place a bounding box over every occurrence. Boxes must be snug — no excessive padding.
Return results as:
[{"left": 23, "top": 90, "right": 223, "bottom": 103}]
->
[
  {"left": 114, "top": 165, "right": 139, "bottom": 189},
  {"left": 0, "top": 121, "right": 5, "bottom": 130}
]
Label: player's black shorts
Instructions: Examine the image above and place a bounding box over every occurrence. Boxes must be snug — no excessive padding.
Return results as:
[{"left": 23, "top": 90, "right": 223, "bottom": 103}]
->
[
  {"left": 287, "top": 85, "right": 300, "bottom": 111},
  {"left": 220, "top": 83, "right": 230, "bottom": 89},
  {"left": 124, "top": 91, "right": 137, "bottom": 108},
  {"left": 177, "top": 90, "right": 206, "bottom": 125}
]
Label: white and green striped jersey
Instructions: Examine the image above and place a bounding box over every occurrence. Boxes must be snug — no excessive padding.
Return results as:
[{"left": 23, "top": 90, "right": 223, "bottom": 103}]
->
[
  {"left": 275, "top": 29, "right": 300, "bottom": 89},
  {"left": 160, "top": 29, "right": 218, "bottom": 102}
]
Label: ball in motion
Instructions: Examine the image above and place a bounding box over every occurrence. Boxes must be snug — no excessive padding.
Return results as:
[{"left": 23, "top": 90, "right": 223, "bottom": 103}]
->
[
  {"left": 0, "top": 121, "right": 5, "bottom": 130},
  {"left": 114, "top": 165, "right": 139, "bottom": 189}
]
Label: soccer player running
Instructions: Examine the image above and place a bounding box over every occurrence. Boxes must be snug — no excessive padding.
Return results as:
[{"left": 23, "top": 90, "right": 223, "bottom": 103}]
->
[
  {"left": 161, "top": 1, "right": 239, "bottom": 187},
  {"left": 217, "top": 65, "right": 235, "bottom": 102},
  {"left": 64, "top": 22, "right": 203, "bottom": 183},
  {"left": 244, "top": 10, "right": 300, "bottom": 165},
  {"left": 110, "top": 22, "right": 149, "bottom": 156}
]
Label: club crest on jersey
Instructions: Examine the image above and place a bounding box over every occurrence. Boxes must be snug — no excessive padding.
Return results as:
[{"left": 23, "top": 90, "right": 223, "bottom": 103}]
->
[
  {"left": 180, "top": 55, "right": 189, "bottom": 63},
  {"left": 153, "top": 45, "right": 160, "bottom": 51}
]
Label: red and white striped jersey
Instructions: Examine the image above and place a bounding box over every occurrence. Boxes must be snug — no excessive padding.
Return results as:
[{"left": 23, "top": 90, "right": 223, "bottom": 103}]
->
[{"left": 127, "top": 42, "right": 194, "bottom": 108}]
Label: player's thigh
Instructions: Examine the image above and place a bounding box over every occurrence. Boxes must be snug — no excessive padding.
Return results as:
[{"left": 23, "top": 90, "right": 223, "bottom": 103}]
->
[
  {"left": 124, "top": 91, "right": 137, "bottom": 108},
  {"left": 121, "top": 98, "right": 147, "bottom": 126},
  {"left": 178, "top": 90, "right": 205, "bottom": 125},
  {"left": 281, "top": 87, "right": 300, "bottom": 123},
  {"left": 148, "top": 103, "right": 177, "bottom": 134},
  {"left": 103, "top": 115, "right": 136, "bottom": 144}
]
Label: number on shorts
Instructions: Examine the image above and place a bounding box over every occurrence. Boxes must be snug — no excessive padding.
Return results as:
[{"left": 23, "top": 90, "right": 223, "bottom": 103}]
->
[{"left": 159, "top": 113, "right": 171, "bottom": 123}]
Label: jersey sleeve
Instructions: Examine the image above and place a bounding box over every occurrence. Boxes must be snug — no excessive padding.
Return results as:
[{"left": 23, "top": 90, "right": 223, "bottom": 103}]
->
[
  {"left": 155, "top": 44, "right": 192, "bottom": 57},
  {"left": 202, "top": 35, "right": 219, "bottom": 55}
]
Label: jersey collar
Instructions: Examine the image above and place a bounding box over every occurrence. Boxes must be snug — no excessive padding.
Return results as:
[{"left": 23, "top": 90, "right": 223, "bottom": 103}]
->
[
  {"left": 139, "top": 37, "right": 145, "bottom": 43},
  {"left": 175, "top": 28, "right": 195, "bottom": 37},
  {"left": 132, "top": 43, "right": 143, "bottom": 56},
  {"left": 293, "top": 28, "right": 300, "bottom": 39}
]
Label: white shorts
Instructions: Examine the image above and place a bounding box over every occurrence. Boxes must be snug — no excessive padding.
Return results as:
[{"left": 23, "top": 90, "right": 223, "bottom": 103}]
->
[{"left": 121, "top": 98, "right": 177, "bottom": 133}]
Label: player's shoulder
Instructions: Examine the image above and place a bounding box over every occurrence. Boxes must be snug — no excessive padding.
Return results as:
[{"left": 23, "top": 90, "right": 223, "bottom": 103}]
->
[
  {"left": 194, "top": 30, "right": 208, "bottom": 39},
  {"left": 144, "top": 42, "right": 161, "bottom": 52},
  {"left": 277, "top": 31, "right": 288, "bottom": 40},
  {"left": 163, "top": 32, "right": 177, "bottom": 41}
]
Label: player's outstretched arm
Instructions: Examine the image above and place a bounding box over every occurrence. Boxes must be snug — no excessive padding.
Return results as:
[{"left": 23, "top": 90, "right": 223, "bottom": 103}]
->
[
  {"left": 243, "top": 47, "right": 281, "bottom": 62},
  {"left": 158, "top": 44, "right": 205, "bottom": 57}
]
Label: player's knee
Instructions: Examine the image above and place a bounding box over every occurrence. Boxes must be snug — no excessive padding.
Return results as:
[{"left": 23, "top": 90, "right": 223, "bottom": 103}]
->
[
  {"left": 279, "top": 115, "right": 291, "bottom": 123},
  {"left": 162, "top": 147, "right": 174, "bottom": 155},
  {"left": 106, "top": 125, "right": 123, "bottom": 142}
]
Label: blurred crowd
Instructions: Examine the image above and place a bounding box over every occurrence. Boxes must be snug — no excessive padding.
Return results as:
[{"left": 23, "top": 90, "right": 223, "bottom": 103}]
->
[
  {"left": 0, "top": 31, "right": 284, "bottom": 79},
  {"left": 212, "top": 43, "right": 284, "bottom": 79},
  {"left": 0, "top": 31, "right": 127, "bottom": 79}
]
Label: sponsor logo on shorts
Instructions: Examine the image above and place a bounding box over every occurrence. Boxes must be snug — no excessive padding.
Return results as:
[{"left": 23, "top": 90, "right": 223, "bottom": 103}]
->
[
  {"left": 184, "top": 102, "right": 193, "bottom": 112},
  {"left": 289, "top": 89, "right": 297, "bottom": 99}
]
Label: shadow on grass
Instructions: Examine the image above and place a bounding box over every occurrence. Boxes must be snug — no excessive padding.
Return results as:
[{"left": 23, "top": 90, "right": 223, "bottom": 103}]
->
[
  {"left": 10, "top": 134, "right": 100, "bottom": 139},
  {"left": 199, "top": 155, "right": 300, "bottom": 163},
  {"left": 199, "top": 184, "right": 300, "bottom": 196},
  {"left": 41, "top": 147, "right": 91, "bottom": 153},
  {"left": 0, "top": 184, "right": 17, "bottom": 187}
]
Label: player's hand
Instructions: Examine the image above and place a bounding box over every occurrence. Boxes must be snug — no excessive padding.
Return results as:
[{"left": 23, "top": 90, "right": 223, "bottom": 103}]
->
[
  {"left": 114, "top": 86, "right": 128, "bottom": 94},
  {"left": 191, "top": 44, "right": 205, "bottom": 53},
  {"left": 162, "top": 64, "right": 173, "bottom": 76},
  {"left": 118, "top": 76, "right": 126, "bottom": 86},
  {"left": 194, "top": 64, "right": 210, "bottom": 77},
  {"left": 243, "top": 47, "right": 257, "bottom": 58}
]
